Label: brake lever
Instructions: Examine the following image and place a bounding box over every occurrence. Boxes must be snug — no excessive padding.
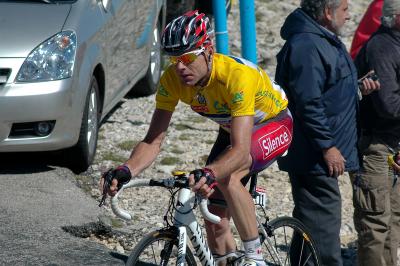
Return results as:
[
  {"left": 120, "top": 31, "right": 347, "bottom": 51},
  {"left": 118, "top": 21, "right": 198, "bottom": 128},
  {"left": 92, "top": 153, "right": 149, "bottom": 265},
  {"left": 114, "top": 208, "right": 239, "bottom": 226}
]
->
[{"left": 98, "top": 169, "right": 114, "bottom": 207}]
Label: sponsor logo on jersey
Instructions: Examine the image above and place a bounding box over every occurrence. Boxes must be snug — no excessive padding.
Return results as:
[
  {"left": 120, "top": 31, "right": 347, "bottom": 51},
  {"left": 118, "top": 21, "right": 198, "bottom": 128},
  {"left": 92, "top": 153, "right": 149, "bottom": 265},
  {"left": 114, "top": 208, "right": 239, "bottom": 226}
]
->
[
  {"left": 232, "top": 91, "right": 244, "bottom": 103},
  {"left": 214, "top": 101, "right": 230, "bottom": 113},
  {"left": 158, "top": 85, "right": 169, "bottom": 97},
  {"left": 255, "top": 90, "right": 284, "bottom": 109},
  {"left": 196, "top": 93, "right": 207, "bottom": 105},
  {"left": 258, "top": 125, "right": 292, "bottom": 160},
  {"left": 191, "top": 105, "right": 209, "bottom": 112}
]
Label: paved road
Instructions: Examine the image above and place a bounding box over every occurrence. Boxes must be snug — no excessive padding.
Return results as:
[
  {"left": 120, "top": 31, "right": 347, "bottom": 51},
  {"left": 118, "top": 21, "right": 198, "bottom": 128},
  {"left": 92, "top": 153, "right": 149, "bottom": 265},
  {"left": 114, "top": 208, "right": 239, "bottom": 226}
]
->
[{"left": 0, "top": 153, "right": 125, "bottom": 265}]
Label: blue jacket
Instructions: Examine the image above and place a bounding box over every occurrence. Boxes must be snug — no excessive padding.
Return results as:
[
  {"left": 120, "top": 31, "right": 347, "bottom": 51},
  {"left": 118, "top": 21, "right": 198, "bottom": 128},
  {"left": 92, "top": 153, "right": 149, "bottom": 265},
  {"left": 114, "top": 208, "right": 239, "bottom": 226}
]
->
[{"left": 275, "top": 8, "right": 360, "bottom": 175}]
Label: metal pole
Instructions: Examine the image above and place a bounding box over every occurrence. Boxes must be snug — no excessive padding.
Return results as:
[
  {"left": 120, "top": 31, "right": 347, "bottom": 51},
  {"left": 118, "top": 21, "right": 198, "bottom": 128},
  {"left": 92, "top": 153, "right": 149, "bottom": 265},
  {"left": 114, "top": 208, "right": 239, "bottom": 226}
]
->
[
  {"left": 239, "top": 0, "right": 257, "bottom": 63},
  {"left": 212, "top": 0, "right": 229, "bottom": 54}
]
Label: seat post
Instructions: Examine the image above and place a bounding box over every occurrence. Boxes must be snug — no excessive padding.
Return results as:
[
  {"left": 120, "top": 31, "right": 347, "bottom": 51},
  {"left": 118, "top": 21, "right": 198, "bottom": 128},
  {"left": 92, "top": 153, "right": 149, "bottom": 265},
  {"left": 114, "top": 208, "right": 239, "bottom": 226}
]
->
[{"left": 248, "top": 173, "right": 258, "bottom": 197}]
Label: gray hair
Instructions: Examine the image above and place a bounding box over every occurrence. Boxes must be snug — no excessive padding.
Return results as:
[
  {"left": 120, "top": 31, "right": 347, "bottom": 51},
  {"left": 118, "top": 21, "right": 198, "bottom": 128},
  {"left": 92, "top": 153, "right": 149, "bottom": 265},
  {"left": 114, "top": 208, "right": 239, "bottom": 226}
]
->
[
  {"left": 381, "top": 0, "right": 400, "bottom": 28},
  {"left": 301, "top": 0, "right": 342, "bottom": 21},
  {"left": 381, "top": 15, "right": 396, "bottom": 27}
]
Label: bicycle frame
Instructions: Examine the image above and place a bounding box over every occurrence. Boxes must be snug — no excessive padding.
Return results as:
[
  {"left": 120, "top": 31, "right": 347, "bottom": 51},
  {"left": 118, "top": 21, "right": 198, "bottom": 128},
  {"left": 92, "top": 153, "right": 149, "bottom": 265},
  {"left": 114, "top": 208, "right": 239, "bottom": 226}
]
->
[{"left": 174, "top": 187, "right": 216, "bottom": 266}]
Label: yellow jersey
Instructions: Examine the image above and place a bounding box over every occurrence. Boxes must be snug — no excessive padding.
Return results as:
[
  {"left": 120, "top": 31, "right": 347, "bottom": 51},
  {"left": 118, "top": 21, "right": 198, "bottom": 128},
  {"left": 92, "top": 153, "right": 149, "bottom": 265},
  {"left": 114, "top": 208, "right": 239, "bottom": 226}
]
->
[{"left": 156, "top": 53, "right": 288, "bottom": 131}]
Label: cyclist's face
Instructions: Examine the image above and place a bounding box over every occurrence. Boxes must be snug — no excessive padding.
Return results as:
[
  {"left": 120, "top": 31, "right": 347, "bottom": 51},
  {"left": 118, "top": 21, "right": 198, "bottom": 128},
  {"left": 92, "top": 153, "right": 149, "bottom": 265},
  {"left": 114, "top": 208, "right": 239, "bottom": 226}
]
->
[{"left": 173, "top": 47, "right": 211, "bottom": 87}]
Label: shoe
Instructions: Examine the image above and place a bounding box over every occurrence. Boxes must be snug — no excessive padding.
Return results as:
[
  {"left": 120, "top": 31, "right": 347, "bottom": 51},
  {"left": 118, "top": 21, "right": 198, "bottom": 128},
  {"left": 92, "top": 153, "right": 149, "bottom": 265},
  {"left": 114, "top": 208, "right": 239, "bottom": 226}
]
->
[{"left": 237, "top": 257, "right": 266, "bottom": 266}]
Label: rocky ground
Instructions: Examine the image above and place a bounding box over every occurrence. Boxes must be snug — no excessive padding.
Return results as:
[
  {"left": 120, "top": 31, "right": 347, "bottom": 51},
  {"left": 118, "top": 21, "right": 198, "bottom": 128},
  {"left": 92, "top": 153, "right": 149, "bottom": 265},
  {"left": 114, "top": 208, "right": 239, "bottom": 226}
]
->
[{"left": 74, "top": 1, "right": 373, "bottom": 265}]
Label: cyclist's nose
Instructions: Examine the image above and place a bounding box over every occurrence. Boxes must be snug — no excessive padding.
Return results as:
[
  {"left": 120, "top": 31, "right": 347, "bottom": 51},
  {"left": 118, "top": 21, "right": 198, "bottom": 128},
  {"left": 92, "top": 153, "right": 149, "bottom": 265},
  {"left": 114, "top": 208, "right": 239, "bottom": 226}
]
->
[{"left": 175, "top": 61, "right": 186, "bottom": 70}]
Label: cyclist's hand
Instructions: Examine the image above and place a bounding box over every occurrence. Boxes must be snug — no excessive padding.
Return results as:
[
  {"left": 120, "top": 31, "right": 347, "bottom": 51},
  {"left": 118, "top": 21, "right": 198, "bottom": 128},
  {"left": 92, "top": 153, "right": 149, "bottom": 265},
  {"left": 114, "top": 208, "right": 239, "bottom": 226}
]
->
[
  {"left": 392, "top": 161, "right": 400, "bottom": 172},
  {"left": 99, "top": 174, "right": 119, "bottom": 196},
  {"left": 322, "top": 147, "right": 346, "bottom": 177},
  {"left": 388, "top": 152, "right": 400, "bottom": 172},
  {"left": 189, "top": 168, "right": 218, "bottom": 198},
  {"left": 99, "top": 165, "right": 132, "bottom": 199}
]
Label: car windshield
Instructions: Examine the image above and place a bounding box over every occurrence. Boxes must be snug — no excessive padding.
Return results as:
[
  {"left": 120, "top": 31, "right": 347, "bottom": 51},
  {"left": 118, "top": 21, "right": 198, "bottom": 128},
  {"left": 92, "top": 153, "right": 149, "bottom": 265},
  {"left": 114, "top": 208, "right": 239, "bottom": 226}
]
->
[{"left": 0, "top": 0, "right": 77, "bottom": 3}]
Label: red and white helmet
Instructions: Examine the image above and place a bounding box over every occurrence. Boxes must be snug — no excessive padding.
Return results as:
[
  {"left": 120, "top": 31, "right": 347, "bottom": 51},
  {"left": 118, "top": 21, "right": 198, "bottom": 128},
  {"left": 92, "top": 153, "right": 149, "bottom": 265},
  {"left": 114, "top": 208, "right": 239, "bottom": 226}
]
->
[{"left": 161, "top": 10, "right": 214, "bottom": 56}]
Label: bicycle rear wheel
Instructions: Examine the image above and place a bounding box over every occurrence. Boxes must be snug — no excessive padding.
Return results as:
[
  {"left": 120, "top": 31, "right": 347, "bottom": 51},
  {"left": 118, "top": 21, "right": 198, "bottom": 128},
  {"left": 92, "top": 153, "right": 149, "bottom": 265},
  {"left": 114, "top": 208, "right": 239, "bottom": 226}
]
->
[
  {"left": 260, "top": 216, "right": 320, "bottom": 266},
  {"left": 127, "top": 228, "right": 197, "bottom": 266}
]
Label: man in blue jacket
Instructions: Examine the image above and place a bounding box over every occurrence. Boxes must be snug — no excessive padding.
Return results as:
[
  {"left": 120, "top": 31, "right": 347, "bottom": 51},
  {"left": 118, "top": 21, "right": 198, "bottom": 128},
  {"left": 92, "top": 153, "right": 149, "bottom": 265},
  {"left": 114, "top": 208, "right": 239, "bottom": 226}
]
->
[{"left": 275, "top": 0, "right": 379, "bottom": 265}]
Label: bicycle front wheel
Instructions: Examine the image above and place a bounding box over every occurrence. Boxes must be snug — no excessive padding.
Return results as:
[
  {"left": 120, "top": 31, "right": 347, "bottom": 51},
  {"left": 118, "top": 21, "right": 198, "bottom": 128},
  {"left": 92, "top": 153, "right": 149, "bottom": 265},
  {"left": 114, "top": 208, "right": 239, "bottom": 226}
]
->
[
  {"left": 260, "top": 216, "right": 320, "bottom": 266},
  {"left": 127, "top": 228, "right": 197, "bottom": 266}
]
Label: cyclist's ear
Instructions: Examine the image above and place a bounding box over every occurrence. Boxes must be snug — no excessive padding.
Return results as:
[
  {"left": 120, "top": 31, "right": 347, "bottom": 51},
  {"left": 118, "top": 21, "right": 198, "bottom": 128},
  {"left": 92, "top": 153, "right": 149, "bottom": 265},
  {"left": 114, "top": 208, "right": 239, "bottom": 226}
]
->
[{"left": 207, "top": 46, "right": 214, "bottom": 56}]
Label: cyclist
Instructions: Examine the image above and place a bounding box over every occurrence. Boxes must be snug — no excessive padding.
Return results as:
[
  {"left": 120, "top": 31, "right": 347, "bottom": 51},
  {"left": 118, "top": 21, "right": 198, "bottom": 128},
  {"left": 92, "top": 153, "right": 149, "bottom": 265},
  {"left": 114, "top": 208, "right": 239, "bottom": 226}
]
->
[{"left": 100, "top": 10, "right": 292, "bottom": 266}]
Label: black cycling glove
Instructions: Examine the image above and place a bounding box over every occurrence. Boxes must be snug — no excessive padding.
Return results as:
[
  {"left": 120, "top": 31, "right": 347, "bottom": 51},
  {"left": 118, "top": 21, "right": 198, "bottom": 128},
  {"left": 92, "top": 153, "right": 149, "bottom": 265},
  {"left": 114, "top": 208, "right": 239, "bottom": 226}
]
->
[
  {"left": 190, "top": 168, "right": 218, "bottom": 189},
  {"left": 103, "top": 165, "right": 132, "bottom": 191},
  {"left": 99, "top": 165, "right": 132, "bottom": 207}
]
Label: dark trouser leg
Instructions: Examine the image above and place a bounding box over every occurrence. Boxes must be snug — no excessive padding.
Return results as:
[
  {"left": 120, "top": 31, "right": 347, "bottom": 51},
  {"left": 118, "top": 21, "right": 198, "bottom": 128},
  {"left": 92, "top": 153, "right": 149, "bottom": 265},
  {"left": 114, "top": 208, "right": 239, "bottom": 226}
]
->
[
  {"left": 289, "top": 172, "right": 342, "bottom": 266},
  {"left": 352, "top": 141, "right": 400, "bottom": 266}
]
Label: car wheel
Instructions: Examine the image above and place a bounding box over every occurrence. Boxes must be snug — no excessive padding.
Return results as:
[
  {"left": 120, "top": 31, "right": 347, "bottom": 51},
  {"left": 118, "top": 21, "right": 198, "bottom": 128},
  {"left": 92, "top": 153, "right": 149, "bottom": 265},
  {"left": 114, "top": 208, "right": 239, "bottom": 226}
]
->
[
  {"left": 70, "top": 76, "right": 100, "bottom": 173},
  {"left": 133, "top": 19, "right": 163, "bottom": 97}
]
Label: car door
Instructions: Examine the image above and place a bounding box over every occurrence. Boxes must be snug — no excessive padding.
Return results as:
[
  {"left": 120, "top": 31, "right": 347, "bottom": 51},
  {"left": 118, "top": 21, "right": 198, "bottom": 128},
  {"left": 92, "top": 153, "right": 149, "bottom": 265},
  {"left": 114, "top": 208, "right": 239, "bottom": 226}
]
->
[
  {"left": 104, "top": 0, "right": 137, "bottom": 107},
  {"left": 131, "top": 0, "right": 158, "bottom": 78}
]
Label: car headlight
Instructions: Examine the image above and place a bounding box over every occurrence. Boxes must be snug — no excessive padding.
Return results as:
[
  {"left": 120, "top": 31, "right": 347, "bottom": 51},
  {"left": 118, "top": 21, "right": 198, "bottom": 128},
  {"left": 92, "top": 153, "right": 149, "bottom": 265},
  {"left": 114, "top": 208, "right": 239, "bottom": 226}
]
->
[{"left": 16, "top": 31, "right": 77, "bottom": 82}]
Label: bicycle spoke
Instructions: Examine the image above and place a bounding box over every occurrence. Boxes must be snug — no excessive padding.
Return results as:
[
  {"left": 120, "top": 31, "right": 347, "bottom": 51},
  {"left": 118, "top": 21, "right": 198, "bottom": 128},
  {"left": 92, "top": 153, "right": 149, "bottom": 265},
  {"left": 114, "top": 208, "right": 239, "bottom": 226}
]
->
[
  {"left": 260, "top": 217, "right": 320, "bottom": 266},
  {"left": 151, "top": 242, "right": 158, "bottom": 264},
  {"left": 298, "top": 238, "right": 305, "bottom": 266}
]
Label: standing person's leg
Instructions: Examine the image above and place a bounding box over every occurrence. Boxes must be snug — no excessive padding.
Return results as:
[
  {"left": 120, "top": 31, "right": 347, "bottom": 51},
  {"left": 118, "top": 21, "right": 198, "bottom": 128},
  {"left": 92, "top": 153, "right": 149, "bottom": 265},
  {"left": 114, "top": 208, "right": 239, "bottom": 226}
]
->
[
  {"left": 384, "top": 148, "right": 400, "bottom": 265},
  {"left": 351, "top": 140, "right": 392, "bottom": 266},
  {"left": 385, "top": 178, "right": 400, "bottom": 266},
  {"left": 289, "top": 172, "right": 342, "bottom": 266}
]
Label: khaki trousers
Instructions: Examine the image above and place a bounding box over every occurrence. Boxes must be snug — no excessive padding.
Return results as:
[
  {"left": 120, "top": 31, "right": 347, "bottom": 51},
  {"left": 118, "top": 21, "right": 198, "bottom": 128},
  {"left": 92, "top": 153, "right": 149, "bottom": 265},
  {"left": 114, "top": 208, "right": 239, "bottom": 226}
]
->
[{"left": 351, "top": 137, "right": 400, "bottom": 266}]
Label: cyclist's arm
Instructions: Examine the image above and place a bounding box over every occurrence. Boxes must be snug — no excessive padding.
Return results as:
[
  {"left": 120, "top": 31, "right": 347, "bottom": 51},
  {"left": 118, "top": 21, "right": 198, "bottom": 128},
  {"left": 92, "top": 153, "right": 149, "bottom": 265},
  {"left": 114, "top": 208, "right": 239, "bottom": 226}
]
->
[
  {"left": 206, "top": 115, "right": 253, "bottom": 180},
  {"left": 125, "top": 108, "right": 173, "bottom": 176}
]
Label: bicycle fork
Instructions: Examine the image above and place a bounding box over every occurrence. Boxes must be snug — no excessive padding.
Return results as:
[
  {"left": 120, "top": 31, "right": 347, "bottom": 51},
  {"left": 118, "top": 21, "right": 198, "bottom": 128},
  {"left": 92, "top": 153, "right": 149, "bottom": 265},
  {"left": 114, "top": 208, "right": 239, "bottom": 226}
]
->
[{"left": 258, "top": 219, "right": 284, "bottom": 265}]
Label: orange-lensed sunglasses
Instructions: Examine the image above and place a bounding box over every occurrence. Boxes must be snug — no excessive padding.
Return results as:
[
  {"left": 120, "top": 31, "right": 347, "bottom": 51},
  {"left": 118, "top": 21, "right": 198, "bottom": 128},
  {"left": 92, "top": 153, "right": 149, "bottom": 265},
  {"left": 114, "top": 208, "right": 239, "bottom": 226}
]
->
[{"left": 169, "top": 48, "right": 205, "bottom": 65}]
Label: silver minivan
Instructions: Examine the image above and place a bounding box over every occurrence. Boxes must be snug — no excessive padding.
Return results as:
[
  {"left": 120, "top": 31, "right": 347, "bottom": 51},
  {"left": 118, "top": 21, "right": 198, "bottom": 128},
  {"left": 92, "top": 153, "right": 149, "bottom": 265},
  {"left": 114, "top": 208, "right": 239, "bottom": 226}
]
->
[{"left": 0, "top": 0, "right": 166, "bottom": 172}]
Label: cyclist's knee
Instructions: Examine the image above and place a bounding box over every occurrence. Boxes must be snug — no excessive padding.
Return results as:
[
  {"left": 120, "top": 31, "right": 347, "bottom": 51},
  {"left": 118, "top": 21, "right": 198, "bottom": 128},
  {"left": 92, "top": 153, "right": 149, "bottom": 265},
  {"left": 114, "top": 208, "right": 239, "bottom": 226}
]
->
[
  {"left": 217, "top": 170, "right": 249, "bottom": 192},
  {"left": 205, "top": 207, "right": 230, "bottom": 230},
  {"left": 205, "top": 217, "right": 231, "bottom": 241}
]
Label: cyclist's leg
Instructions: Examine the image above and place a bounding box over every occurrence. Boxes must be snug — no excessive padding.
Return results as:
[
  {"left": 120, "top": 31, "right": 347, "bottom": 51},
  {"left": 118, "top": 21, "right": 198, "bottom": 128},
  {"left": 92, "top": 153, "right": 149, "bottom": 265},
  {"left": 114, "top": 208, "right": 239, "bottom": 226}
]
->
[
  {"left": 205, "top": 191, "right": 237, "bottom": 256},
  {"left": 205, "top": 127, "right": 238, "bottom": 256},
  {"left": 216, "top": 165, "right": 265, "bottom": 264},
  {"left": 205, "top": 128, "right": 256, "bottom": 259},
  {"left": 217, "top": 110, "right": 293, "bottom": 264}
]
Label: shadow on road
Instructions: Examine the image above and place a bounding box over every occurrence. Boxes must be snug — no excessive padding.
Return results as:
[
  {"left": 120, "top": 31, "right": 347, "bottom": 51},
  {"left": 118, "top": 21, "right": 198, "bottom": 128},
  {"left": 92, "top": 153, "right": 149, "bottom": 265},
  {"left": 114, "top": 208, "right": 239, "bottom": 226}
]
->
[
  {"left": 109, "top": 252, "right": 128, "bottom": 263},
  {"left": 0, "top": 151, "right": 68, "bottom": 174},
  {"left": 62, "top": 221, "right": 128, "bottom": 264}
]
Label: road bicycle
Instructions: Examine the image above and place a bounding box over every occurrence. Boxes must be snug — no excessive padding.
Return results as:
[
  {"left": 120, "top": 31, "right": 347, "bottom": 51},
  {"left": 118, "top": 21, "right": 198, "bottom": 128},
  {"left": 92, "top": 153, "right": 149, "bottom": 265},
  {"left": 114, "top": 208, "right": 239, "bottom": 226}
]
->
[{"left": 110, "top": 171, "right": 321, "bottom": 265}]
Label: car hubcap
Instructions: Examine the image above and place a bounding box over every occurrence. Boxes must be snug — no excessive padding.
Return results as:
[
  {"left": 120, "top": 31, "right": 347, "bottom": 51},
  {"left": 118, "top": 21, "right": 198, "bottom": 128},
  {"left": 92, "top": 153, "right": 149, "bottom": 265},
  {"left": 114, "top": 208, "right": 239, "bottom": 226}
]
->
[
  {"left": 150, "top": 25, "right": 161, "bottom": 85},
  {"left": 87, "top": 86, "right": 98, "bottom": 157}
]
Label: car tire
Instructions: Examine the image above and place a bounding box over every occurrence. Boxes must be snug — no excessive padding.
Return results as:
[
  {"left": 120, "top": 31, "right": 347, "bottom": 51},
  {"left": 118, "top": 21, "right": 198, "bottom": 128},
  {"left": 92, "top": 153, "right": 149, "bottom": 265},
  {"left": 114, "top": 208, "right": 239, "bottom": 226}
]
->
[
  {"left": 132, "top": 19, "right": 163, "bottom": 97},
  {"left": 69, "top": 76, "right": 100, "bottom": 173}
]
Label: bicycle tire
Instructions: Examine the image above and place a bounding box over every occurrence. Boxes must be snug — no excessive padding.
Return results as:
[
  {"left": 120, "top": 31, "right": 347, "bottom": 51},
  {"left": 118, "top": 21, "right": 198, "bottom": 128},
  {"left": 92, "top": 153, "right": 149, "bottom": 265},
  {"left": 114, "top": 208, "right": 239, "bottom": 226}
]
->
[
  {"left": 260, "top": 216, "right": 320, "bottom": 266},
  {"left": 126, "top": 228, "right": 197, "bottom": 266}
]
